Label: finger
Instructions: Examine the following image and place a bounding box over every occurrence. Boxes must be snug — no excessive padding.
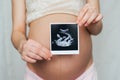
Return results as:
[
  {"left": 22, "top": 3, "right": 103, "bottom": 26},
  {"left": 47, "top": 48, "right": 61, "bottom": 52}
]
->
[
  {"left": 22, "top": 56, "right": 37, "bottom": 63},
  {"left": 24, "top": 41, "right": 41, "bottom": 54},
  {"left": 26, "top": 39, "right": 42, "bottom": 48},
  {"left": 28, "top": 45, "right": 40, "bottom": 54},
  {"left": 25, "top": 39, "right": 43, "bottom": 54},
  {"left": 79, "top": 11, "right": 91, "bottom": 26},
  {"left": 25, "top": 39, "right": 52, "bottom": 60},
  {"left": 28, "top": 45, "right": 52, "bottom": 60},
  {"left": 38, "top": 50, "right": 51, "bottom": 60},
  {"left": 85, "top": 13, "right": 98, "bottom": 26},
  {"left": 93, "top": 14, "right": 103, "bottom": 23},
  {"left": 77, "top": 4, "right": 89, "bottom": 23},
  {"left": 41, "top": 47, "right": 52, "bottom": 57},
  {"left": 26, "top": 52, "right": 43, "bottom": 60}
]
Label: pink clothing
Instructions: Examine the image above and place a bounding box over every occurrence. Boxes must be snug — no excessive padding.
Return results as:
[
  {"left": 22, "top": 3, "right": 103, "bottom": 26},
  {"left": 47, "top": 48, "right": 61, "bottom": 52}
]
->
[
  {"left": 76, "top": 63, "right": 98, "bottom": 80},
  {"left": 24, "top": 63, "right": 97, "bottom": 80}
]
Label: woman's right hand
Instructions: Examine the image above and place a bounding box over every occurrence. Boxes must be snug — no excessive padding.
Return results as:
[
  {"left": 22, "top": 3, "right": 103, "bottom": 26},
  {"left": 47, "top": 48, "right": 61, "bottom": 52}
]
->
[{"left": 18, "top": 39, "right": 52, "bottom": 63}]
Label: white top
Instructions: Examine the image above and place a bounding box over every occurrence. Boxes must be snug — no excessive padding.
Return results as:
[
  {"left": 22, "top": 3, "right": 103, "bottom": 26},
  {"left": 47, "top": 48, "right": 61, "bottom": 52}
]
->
[{"left": 26, "top": 0, "right": 86, "bottom": 24}]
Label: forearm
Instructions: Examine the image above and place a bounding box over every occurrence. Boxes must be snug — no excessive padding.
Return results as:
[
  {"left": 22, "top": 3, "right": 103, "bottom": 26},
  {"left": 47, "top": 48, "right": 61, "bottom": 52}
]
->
[
  {"left": 11, "top": 30, "right": 27, "bottom": 50},
  {"left": 87, "top": 0, "right": 100, "bottom": 11}
]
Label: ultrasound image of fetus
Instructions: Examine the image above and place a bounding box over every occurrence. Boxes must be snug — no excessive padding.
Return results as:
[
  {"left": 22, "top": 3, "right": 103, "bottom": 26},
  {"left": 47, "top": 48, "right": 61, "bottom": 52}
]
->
[
  {"left": 54, "top": 29, "right": 74, "bottom": 47},
  {"left": 51, "top": 23, "right": 78, "bottom": 51}
]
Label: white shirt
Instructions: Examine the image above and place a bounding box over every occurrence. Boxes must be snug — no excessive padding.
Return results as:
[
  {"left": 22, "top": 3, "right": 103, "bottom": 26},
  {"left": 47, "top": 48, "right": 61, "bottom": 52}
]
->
[{"left": 26, "top": 0, "right": 86, "bottom": 24}]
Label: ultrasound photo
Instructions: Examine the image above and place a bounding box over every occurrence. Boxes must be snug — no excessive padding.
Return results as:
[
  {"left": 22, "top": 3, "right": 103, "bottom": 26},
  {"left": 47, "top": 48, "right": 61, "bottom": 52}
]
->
[{"left": 50, "top": 23, "right": 79, "bottom": 51}]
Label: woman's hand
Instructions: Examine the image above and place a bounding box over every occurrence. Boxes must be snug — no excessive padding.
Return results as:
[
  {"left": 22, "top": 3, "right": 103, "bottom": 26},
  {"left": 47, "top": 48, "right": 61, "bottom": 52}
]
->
[
  {"left": 76, "top": 3, "right": 103, "bottom": 27},
  {"left": 18, "top": 39, "right": 52, "bottom": 63}
]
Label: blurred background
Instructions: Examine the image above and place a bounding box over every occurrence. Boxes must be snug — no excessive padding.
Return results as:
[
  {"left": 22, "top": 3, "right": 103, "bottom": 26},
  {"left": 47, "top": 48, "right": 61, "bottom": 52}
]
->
[{"left": 0, "top": 0, "right": 120, "bottom": 80}]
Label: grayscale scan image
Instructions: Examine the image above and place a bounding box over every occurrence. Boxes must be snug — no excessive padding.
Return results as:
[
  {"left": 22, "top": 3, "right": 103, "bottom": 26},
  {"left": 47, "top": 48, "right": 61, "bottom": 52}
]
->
[{"left": 51, "top": 23, "right": 78, "bottom": 51}]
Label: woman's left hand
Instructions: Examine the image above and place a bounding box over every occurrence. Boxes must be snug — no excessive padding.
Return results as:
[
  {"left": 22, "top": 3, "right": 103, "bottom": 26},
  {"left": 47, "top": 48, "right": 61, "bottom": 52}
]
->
[{"left": 76, "top": 3, "right": 103, "bottom": 27}]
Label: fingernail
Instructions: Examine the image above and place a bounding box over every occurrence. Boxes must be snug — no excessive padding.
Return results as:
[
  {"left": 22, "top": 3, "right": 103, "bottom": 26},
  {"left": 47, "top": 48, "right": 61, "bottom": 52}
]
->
[
  {"left": 93, "top": 21, "right": 96, "bottom": 23},
  {"left": 85, "top": 23, "right": 88, "bottom": 27},
  {"left": 40, "top": 58, "right": 43, "bottom": 60},
  {"left": 33, "top": 60, "right": 36, "bottom": 62},
  {"left": 48, "top": 58, "right": 51, "bottom": 61}
]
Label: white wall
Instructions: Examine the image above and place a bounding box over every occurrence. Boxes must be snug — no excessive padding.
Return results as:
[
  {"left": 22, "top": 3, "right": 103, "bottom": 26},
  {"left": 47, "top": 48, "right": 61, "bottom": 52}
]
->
[
  {"left": 93, "top": 0, "right": 120, "bottom": 80},
  {"left": 0, "top": 0, "right": 120, "bottom": 80},
  {"left": 0, "top": 0, "right": 25, "bottom": 80}
]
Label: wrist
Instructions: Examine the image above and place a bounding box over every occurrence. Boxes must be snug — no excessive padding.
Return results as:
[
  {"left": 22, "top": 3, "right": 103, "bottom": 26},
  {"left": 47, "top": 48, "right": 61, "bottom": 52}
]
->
[{"left": 18, "top": 39, "right": 27, "bottom": 54}]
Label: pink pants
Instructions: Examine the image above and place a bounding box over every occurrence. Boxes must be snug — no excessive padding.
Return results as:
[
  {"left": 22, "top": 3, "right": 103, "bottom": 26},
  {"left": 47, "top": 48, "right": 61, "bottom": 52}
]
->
[{"left": 24, "top": 63, "right": 97, "bottom": 80}]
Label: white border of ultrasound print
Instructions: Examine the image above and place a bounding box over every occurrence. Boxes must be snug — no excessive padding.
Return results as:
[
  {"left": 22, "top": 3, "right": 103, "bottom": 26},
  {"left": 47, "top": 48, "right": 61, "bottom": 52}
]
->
[{"left": 50, "top": 22, "right": 80, "bottom": 55}]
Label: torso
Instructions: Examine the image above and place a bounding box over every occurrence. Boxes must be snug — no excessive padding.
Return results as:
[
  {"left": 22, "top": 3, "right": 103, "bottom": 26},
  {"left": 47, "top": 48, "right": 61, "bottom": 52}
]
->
[{"left": 27, "top": 13, "right": 93, "bottom": 80}]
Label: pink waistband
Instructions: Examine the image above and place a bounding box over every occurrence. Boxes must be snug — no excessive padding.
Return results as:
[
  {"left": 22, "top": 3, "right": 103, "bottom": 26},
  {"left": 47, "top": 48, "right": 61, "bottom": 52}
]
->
[
  {"left": 24, "top": 63, "right": 97, "bottom": 80},
  {"left": 76, "top": 63, "right": 97, "bottom": 80}
]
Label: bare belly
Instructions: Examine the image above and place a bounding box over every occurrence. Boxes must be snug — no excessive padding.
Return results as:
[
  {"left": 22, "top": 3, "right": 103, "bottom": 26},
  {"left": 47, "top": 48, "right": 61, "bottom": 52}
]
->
[{"left": 27, "top": 13, "right": 93, "bottom": 80}]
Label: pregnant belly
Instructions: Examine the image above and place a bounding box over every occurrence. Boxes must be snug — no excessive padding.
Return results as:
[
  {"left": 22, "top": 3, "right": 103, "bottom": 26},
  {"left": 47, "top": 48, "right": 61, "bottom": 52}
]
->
[{"left": 27, "top": 13, "right": 93, "bottom": 80}]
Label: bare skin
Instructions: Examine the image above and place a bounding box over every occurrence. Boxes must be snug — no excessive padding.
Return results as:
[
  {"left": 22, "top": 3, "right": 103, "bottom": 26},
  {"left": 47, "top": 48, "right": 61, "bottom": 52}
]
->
[
  {"left": 11, "top": 0, "right": 102, "bottom": 80},
  {"left": 27, "top": 13, "right": 93, "bottom": 80}
]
